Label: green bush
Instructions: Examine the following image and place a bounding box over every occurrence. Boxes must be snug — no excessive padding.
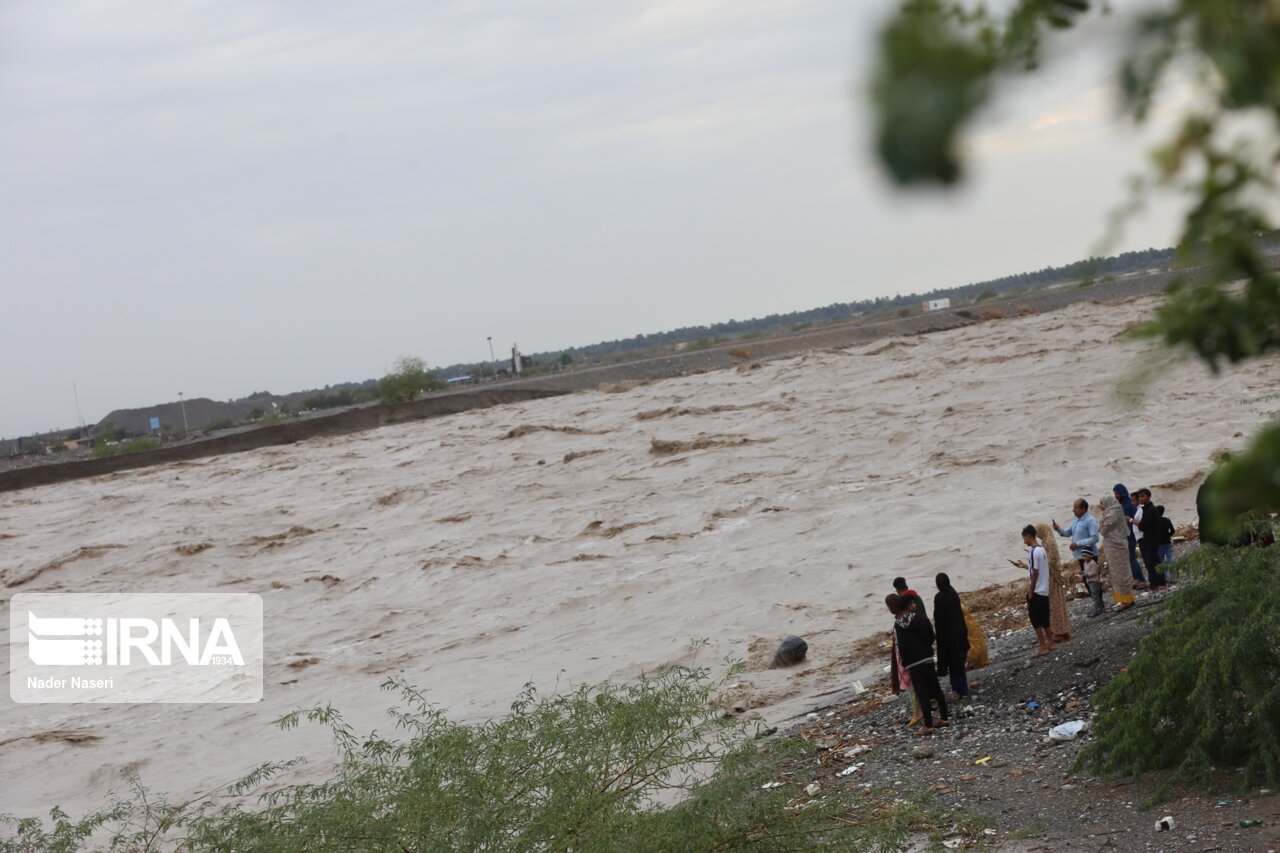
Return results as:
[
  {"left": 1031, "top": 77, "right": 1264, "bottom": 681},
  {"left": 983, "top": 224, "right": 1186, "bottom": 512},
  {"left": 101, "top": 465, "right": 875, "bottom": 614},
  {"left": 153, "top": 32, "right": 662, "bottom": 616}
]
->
[
  {"left": 204, "top": 418, "right": 235, "bottom": 432},
  {"left": 1079, "top": 546, "right": 1280, "bottom": 796},
  {"left": 91, "top": 438, "right": 160, "bottom": 459},
  {"left": 0, "top": 665, "right": 939, "bottom": 851},
  {"left": 378, "top": 356, "right": 443, "bottom": 404}
]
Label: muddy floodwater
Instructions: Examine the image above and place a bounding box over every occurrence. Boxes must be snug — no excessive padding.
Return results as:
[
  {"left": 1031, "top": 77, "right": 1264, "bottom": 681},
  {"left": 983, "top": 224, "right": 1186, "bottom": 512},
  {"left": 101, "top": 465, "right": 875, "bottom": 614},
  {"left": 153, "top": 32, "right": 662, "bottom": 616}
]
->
[{"left": 2, "top": 294, "right": 1274, "bottom": 816}]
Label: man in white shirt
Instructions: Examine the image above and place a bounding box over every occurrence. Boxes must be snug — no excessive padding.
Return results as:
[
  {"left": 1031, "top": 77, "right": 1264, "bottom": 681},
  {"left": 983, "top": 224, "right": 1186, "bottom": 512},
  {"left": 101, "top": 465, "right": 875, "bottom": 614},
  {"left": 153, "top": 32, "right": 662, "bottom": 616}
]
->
[{"left": 1013, "top": 524, "right": 1055, "bottom": 658}]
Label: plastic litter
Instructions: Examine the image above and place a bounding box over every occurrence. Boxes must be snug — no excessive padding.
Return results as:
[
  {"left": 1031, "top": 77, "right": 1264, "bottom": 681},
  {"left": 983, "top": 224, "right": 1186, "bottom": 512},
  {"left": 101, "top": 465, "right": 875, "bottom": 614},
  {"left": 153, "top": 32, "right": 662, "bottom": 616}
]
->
[
  {"left": 1240, "top": 818, "right": 1262, "bottom": 828},
  {"left": 1026, "top": 701, "right": 1040, "bottom": 710},
  {"left": 1154, "top": 816, "right": 1175, "bottom": 832},
  {"left": 974, "top": 756, "right": 992, "bottom": 765},
  {"left": 1049, "top": 720, "right": 1087, "bottom": 741}
]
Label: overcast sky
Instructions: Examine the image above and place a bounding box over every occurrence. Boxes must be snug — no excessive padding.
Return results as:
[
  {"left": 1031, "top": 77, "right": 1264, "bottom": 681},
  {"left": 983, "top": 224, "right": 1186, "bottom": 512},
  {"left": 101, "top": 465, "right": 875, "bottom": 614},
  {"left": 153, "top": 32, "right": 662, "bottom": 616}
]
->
[{"left": 0, "top": 0, "right": 1185, "bottom": 438}]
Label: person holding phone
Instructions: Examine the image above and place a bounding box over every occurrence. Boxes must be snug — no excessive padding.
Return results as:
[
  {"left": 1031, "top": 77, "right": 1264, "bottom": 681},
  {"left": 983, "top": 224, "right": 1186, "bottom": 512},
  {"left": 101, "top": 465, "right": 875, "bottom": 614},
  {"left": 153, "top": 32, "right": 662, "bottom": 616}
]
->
[
  {"left": 1053, "top": 499, "right": 1101, "bottom": 598},
  {"left": 1011, "top": 524, "right": 1055, "bottom": 658}
]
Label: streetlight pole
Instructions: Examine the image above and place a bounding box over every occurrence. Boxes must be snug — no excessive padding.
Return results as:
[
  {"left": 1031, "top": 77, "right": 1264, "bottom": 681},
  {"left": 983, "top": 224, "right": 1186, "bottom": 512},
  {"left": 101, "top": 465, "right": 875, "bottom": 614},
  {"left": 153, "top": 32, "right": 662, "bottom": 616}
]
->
[
  {"left": 487, "top": 336, "right": 497, "bottom": 380},
  {"left": 178, "top": 392, "right": 189, "bottom": 434}
]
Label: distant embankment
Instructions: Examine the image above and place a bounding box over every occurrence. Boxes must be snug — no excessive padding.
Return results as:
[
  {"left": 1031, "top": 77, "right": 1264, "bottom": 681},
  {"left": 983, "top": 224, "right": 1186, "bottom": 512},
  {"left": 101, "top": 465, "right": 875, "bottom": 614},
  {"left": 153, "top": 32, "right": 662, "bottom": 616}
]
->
[
  {"left": 0, "top": 388, "right": 567, "bottom": 493},
  {"left": 498, "top": 267, "right": 1189, "bottom": 395}
]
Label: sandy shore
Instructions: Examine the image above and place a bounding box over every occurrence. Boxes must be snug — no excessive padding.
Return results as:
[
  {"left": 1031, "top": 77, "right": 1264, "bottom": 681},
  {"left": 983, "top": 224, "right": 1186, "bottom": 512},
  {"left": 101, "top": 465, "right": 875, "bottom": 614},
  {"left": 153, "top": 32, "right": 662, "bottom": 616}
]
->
[{"left": 1, "top": 293, "right": 1275, "bottom": 817}]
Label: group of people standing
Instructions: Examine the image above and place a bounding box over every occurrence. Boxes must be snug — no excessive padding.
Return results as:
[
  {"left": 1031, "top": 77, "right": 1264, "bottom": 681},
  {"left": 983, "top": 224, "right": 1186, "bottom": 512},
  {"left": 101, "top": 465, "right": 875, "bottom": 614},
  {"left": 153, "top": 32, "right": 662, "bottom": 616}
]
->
[
  {"left": 884, "top": 574, "right": 989, "bottom": 735},
  {"left": 1047, "top": 483, "right": 1177, "bottom": 618},
  {"left": 880, "top": 482, "right": 1177, "bottom": 736},
  {"left": 1012, "top": 483, "right": 1177, "bottom": 656}
]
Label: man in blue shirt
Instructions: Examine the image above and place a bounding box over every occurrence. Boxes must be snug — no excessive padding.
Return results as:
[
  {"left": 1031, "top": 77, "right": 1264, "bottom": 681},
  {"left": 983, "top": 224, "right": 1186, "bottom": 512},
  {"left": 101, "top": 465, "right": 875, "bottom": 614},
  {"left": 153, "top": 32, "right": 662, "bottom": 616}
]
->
[{"left": 1053, "top": 499, "right": 1102, "bottom": 611}]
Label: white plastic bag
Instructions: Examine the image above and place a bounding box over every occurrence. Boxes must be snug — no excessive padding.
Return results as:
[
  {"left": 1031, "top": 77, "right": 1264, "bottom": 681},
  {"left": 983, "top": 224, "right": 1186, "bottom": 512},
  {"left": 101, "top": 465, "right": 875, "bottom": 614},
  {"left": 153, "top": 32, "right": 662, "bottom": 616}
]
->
[{"left": 1049, "top": 720, "right": 1086, "bottom": 741}]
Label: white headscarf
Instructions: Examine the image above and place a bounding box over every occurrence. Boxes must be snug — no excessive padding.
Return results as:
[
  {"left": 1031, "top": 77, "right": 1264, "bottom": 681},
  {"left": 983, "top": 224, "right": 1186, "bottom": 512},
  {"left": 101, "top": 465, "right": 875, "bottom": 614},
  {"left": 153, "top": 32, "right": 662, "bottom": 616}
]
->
[{"left": 1098, "top": 494, "right": 1127, "bottom": 541}]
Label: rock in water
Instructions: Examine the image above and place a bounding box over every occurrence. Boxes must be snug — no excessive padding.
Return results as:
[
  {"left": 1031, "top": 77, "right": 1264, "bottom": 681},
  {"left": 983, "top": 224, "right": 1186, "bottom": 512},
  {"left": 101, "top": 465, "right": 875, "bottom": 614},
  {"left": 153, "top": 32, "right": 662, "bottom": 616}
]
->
[{"left": 772, "top": 636, "right": 808, "bottom": 668}]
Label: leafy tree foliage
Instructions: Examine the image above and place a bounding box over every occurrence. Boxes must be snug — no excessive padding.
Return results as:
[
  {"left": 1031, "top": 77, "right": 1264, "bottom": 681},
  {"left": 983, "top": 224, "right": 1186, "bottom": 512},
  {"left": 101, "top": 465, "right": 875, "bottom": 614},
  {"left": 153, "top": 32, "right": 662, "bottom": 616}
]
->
[
  {"left": 1, "top": 666, "right": 944, "bottom": 851},
  {"left": 1078, "top": 546, "right": 1280, "bottom": 794},
  {"left": 870, "top": 0, "right": 1280, "bottom": 526},
  {"left": 378, "top": 356, "right": 443, "bottom": 404}
]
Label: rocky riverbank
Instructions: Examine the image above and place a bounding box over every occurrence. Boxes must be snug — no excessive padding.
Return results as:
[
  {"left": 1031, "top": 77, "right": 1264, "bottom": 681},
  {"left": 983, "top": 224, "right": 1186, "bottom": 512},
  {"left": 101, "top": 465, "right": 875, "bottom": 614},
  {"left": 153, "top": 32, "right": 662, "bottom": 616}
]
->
[{"left": 773, "top": 557, "right": 1280, "bottom": 851}]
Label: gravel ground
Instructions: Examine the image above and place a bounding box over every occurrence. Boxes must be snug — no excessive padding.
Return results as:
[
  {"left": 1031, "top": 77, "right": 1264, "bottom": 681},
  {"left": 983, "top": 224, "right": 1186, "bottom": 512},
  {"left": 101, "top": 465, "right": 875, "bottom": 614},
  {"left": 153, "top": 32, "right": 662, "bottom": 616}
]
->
[{"left": 780, "top": 559, "right": 1280, "bottom": 852}]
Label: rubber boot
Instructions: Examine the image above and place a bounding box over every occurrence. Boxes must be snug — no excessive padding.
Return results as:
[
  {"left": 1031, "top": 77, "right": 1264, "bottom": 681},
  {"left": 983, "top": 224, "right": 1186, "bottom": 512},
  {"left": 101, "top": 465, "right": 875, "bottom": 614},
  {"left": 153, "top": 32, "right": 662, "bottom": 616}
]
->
[{"left": 1087, "top": 581, "right": 1105, "bottom": 617}]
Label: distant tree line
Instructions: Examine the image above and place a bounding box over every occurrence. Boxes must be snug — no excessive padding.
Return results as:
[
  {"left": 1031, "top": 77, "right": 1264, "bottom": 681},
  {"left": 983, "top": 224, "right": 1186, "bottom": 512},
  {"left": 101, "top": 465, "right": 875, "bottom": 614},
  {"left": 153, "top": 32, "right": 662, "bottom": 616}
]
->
[{"left": 435, "top": 243, "right": 1204, "bottom": 378}]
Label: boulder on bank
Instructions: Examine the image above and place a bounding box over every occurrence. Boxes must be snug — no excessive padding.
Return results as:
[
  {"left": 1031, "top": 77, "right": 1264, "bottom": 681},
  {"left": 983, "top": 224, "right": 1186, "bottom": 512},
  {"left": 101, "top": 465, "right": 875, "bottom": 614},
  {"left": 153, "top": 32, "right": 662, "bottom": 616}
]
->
[{"left": 772, "top": 635, "right": 808, "bottom": 668}]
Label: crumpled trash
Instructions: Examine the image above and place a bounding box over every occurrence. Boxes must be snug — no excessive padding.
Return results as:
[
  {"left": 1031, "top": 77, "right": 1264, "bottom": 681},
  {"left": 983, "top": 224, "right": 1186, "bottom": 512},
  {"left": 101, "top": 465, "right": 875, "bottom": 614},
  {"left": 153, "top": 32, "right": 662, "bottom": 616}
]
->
[
  {"left": 1154, "top": 815, "right": 1175, "bottom": 831},
  {"left": 1049, "top": 720, "right": 1086, "bottom": 741}
]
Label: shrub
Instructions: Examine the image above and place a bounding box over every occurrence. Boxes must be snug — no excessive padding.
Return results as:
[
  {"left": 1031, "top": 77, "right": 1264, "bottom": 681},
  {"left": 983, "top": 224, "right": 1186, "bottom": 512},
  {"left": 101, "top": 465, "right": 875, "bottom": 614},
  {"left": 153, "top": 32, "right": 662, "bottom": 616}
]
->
[
  {"left": 247, "top": 407, "right": 266, "bottom": 421},
  {"left": 0, "top": 665, "right": 936, "bottom": 851},
  {"left": 91, "top": 438, "right": 160, "bottom": 459},
  {"left": 979, "top": 308, "right": 1006, "bottom": 320},
  {"left": 378, "top": 356, "right": 443, "bottom": 404},
  {"left": 727, "top": 347, "right": 752, "bottom": 360},
  {"left": 204, "top": 418, "right": 235, "bottom": 432},
  {"left": 1079, "top": 545, "right": 1280, "bottom": 796}
]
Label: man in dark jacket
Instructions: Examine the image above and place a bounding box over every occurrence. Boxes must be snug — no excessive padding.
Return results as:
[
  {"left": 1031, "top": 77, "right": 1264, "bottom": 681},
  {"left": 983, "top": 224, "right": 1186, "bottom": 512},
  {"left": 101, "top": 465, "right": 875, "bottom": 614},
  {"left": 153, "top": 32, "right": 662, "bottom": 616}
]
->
[
  {"left": 1135, "top": 489, "right": 1169, "bottom": 588},
  {"left": 892, "top": 594, "right": 950, "bottom": 733}
]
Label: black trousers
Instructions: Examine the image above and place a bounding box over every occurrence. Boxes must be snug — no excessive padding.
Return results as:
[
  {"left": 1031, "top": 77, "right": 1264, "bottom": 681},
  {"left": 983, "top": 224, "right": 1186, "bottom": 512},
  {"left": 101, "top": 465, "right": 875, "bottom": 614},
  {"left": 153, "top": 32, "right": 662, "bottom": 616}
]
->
[
  {"left": 1139, "top": 538, "right": 1167, "bottom": 587},
  {"left": 908, "top": 662, "right": 949, "bottom": 727}
]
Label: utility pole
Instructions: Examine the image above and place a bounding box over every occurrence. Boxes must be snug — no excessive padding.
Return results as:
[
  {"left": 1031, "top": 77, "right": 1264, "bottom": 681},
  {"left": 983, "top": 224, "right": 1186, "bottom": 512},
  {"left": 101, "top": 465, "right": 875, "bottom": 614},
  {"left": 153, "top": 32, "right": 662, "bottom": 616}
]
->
[
  {"left": 72, "top": 380, "right": 86, "bottom": 432},
  {"left": 178, "top": 392, "right": 189, "bottom": 433},
  {"left": 487, "top": 336, "right": 497, "bottom": 380}
]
